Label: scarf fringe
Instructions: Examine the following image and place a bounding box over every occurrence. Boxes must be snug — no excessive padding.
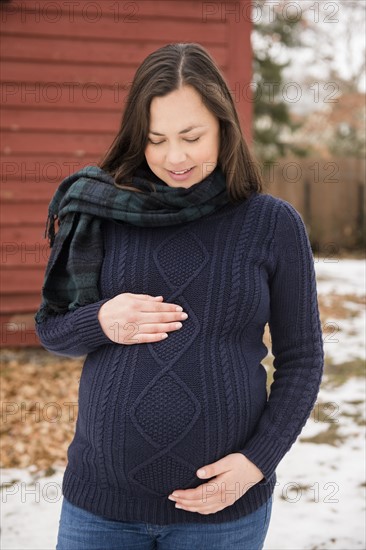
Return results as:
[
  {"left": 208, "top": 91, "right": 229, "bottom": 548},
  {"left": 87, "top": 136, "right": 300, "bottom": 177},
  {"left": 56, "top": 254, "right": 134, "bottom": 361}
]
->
[{"left": 44, "top": 212, "right": 59, "bottom": 248}]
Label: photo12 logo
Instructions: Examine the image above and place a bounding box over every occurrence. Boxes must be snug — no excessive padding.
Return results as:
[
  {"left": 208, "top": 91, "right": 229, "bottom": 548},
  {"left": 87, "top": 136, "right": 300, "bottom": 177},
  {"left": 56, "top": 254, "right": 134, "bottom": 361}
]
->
[
  {"left": 201, "top": 2, "right": 340, "bottom": 24},
  {"left": 1, "top": 2, "right": 140, "bottom": 24}
]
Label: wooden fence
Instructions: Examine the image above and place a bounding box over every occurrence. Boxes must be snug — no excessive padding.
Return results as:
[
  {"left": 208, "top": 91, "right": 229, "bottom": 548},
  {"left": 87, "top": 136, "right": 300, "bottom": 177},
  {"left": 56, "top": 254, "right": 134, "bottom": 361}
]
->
[{"left": 261, "top": 157, "right": 366, "bottom": 253}]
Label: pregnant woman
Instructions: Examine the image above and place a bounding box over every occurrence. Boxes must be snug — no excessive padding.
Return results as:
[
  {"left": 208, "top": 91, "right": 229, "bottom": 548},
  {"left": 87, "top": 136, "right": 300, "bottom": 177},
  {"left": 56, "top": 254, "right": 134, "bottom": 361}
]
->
[{"left": 35, "top": 42, "right": 324, "bottom": 550}]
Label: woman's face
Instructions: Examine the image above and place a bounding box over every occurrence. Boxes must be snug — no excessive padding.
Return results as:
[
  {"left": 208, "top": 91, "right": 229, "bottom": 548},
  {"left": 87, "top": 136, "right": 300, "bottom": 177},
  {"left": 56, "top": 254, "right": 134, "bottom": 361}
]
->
[{"left": 144, "top": 85, "right": 220, "bottom": 188}]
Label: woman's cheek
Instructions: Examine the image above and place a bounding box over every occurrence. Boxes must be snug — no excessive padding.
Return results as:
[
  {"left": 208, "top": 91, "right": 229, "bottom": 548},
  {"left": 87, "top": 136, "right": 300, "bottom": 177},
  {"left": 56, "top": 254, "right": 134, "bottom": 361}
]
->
[
  {"left": 145, "top": 147, "right": 160, "bottom": 166},
  {"left": 202, "top": 140, "right": 218, "bottom": 160}
]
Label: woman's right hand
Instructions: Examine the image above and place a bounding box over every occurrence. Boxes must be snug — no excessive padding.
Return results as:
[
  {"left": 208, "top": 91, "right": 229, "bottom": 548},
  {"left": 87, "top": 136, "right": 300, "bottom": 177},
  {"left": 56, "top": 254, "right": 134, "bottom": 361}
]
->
[{"left": 97, "top": 293, "right": 188, "bottom": 345}]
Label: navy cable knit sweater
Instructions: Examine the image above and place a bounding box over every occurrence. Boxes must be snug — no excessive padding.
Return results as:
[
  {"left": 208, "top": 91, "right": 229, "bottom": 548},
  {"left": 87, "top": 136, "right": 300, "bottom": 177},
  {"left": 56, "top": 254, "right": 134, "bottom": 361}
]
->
[{"left": 35, "top": 191, "right": 324, "bottom": 525}]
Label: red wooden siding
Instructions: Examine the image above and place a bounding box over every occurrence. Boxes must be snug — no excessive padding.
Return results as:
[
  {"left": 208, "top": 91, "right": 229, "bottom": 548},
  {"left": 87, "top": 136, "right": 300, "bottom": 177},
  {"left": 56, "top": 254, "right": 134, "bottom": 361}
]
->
[{"left": 0, "top": 0, "right": 253, "bottom": 347}]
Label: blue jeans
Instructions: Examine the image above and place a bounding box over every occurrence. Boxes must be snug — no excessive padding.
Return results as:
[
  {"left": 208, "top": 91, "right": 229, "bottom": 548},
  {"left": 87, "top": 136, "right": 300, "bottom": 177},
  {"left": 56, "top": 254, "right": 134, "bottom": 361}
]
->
[{"left": 56, "top": 495, "right": 272, "bottom": 550}]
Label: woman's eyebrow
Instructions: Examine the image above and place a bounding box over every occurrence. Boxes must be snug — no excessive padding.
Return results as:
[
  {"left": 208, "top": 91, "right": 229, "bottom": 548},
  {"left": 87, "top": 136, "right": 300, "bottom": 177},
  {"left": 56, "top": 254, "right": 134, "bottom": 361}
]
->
[{"left": 149, "top": 125, "right": 206, "bottom": 136}]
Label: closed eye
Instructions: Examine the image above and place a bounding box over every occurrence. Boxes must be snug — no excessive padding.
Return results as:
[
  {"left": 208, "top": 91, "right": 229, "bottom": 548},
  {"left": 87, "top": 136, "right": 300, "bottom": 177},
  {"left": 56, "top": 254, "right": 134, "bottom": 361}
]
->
[{"left": 148, "top": 137, "right": 200, "bottom": 145}]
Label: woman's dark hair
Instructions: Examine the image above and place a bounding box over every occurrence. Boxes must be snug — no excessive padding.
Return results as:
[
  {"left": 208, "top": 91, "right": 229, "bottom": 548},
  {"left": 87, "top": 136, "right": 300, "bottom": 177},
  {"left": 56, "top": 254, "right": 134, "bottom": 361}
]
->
[{"left": 98, "top": 42, "right": 264, "bottom": 202}]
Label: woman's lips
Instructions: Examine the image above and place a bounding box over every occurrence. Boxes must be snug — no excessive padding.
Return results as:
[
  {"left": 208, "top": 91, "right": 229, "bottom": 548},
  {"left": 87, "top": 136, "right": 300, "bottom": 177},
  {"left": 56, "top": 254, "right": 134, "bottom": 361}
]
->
[{"left": 167, "top": 167, "right": 195, "bottom": 181}]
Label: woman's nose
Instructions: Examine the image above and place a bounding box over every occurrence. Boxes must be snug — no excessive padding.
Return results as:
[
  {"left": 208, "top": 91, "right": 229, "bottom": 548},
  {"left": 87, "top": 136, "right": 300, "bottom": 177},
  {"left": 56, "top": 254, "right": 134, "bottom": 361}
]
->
[{"left": 165, "top": 145, "right": 187, "bottom": 164}]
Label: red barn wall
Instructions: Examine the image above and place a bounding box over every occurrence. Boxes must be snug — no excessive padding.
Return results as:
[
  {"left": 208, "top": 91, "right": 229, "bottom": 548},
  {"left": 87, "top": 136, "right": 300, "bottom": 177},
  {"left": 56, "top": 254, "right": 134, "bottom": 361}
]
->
[{"left": 0, "top": 0, "right": 253, "bottom": 347}]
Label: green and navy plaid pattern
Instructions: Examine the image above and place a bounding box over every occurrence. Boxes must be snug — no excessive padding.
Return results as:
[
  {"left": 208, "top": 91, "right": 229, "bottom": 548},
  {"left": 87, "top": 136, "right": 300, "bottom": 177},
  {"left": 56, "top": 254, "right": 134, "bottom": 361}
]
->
[{"left": 34, "top": 164, "right": 230, "bottom": 324}]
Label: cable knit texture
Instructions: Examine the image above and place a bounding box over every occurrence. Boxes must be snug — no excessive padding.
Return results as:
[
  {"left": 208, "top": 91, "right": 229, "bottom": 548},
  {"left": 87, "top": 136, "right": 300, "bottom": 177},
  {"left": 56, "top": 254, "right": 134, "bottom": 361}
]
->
[{"left": 35, "top": 192, "right": 324, "bottom": 525}]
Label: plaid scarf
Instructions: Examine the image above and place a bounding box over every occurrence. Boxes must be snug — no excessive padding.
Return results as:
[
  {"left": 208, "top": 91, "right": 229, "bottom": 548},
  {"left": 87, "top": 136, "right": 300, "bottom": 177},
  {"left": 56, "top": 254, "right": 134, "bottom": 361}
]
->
[{"left": 34, "top": 163, "right": 230, "bottom": 324}]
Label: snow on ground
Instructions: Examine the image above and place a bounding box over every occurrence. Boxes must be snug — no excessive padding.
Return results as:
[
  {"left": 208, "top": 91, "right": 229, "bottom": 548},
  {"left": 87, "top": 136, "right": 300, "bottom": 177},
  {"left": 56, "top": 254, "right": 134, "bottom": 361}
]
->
[
  {"left": 264, "top": 376, "right": 366, "bottom": 550},
  {"left": 314, "top": 258, "right": 365, "bottom": 297},
  {"left": 0, "top": 466, "right": 63, "bottom": 549},
  {"left": 1, "top": 258, "right": 365, "bottom": 550},
  {"left": 315, "top": 257, "right": 366, "bottom": 365}
]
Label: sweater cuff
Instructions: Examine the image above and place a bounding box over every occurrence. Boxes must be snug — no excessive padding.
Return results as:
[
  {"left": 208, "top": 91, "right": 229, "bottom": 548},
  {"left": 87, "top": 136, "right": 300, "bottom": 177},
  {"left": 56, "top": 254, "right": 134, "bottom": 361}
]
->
[
  {"left": 238, "top": 431, "right": 287, "bottom": 485},
  {"left": 73, "top": 298, "right": 114, "bottom": 350}
]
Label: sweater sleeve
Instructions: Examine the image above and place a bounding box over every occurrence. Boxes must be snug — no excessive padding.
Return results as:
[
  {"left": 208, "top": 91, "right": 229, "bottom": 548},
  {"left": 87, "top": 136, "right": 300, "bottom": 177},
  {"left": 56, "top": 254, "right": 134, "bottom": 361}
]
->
[
  {"left": 34, "top": 298, "right": 114, "bottom": 358},
  {"left": 238, "top": 200, "right": 324, "bottom": 483}
]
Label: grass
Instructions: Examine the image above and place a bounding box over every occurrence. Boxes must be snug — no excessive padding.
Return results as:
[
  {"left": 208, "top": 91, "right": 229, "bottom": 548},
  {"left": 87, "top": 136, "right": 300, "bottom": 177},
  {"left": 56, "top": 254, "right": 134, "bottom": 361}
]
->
[
  {"left": 318, "top": 292, "right": 365, "bottom": 323},
  {"left": 323, "top": 356, "right": 365, "bottom": 387},
  {"left": 263, "top": 355, "right": 365, "bottom": 392},
  {"left": 299, "top": 423, "right": 348, "bottom": 447},
  {"left": 341, "top": 411, "right": 366, "bottom": 426}
]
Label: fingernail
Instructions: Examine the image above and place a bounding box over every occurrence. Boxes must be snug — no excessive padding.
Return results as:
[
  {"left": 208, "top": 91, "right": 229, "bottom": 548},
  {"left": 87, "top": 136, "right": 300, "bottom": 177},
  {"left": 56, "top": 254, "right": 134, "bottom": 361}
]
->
[
  {"left": 197, "top": 469, "right": 206, "bottom": 477},
  {"left": 175, "top": 504, "right": 182, "bottom": 509},
  {"left": 168, "top": 496, "right": 176, "bottom": 501}
]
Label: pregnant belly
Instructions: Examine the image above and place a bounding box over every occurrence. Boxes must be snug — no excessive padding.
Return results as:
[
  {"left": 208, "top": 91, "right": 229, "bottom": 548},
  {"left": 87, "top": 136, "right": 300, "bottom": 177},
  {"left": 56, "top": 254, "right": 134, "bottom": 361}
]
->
[
  {"left": 118, "top": 371, "right": 206, "bottom": 497},
  {"left": 76, "top": 348, "right": 259, "bottom": 497}
]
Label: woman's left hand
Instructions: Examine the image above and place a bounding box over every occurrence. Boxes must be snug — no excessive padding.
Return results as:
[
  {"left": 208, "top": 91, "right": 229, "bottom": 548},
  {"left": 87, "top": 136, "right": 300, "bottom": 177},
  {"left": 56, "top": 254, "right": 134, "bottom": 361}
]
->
[{"left": 167, "top": 453, "right": 264, "bottom": 515}]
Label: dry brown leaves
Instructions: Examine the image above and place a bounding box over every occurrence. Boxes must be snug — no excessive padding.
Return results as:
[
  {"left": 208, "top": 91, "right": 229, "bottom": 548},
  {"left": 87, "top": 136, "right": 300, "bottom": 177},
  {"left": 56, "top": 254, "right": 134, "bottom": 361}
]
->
[{"left": 1, "top": 348, "right": 83, "bottom": 473}]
